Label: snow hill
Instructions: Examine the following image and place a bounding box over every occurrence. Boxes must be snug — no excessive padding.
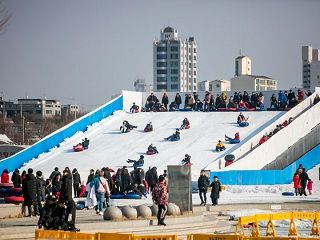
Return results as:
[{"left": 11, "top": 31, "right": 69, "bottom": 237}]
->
[{"left": 22, "top": 110, "right": 284, "bottom": 179}]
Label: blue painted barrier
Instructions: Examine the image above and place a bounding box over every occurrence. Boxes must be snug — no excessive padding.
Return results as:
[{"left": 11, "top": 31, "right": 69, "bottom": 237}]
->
[
  {"left": 0, "top": 96, "right": 123, "bottom": 173},
  {"left": 211, "top": 144, "right": 320, "bottom": 185}
]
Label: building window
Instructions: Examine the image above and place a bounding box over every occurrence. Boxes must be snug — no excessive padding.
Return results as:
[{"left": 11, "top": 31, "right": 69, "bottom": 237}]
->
[
  {"left": 216, "top": 84, "right": 220, "bottom": 88},
  {"left": 157, "top": 77, "right": 167, "bottom": 82},
  {"left": 194, "top": 56, "right": 197, "bottom": 60},
  {"left": 170, "top": 46, "right": 178, "bottom": 51},
  {"left": 171, "top": 69, "right": 178, "bottom": 74},
  {"left": 157, "top": 46, "right": 167, "bottom": 52},
  {"left": 157, "top": 62, "right": 167, "bottom": 67},
  {"left": 46, "top": 110, "right": 52, "bottom": 114},
  {"left": 157, "top": 85, "right": 167, "bottom": 90},
  {"left": 194, "top": 78, "right": 196, "bottom": 83},
  {"left": 194, "top": 71, "right": 197, "bottom": 75},
  {"left": 157, "top": 54, "right": 167, "bottom": 60},
  {"left": 171, "top": 76, "right": 178, "bottom": 82},
  {"left": 171, "top": 84, "right": 178, "bottom": 89},
  {"left": 194, "top": 48, "right": 197, "bottom": 53},
  {"left": 170, "top": 54, "right": 179, "bottom": 59},
  {"left": 189, "top": 63, "right": 192, "bottom": 68},
  {"left": 157, "top": 69, "right": 167, "bottom": 74},
  {"left": 170, "top": 61, "right": 179, "bottom": 67},
  {"left": 194, "top": 63, "right": 197, "bottom": 68}
]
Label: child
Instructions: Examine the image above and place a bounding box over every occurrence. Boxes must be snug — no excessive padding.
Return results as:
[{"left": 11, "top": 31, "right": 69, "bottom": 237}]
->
[
  {"left": 216, "top": 140, "right": 226, "bottom": 152},
  {"left": 292, "top": 173, "right": 300, "bottom": 196},
  {"left": 307, "top": 179, "right": 313, "bottom": 195}
]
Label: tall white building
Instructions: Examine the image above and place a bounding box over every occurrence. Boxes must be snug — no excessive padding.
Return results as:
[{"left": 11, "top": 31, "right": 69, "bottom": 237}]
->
[
  {"left": 153, "top": 26, "right": 197, "bottom": 92},
  {"left": 302, "top": 45, "right": 320, "bottom": 89},
  {"left": 198, "top": 79, "right": 231, "bottom": 92},
  {"left": 134, "top": 79, "right": 152, "bottom": 92},
  {"left": 235, "top": 56, "right": 251, "bottom": 76}
]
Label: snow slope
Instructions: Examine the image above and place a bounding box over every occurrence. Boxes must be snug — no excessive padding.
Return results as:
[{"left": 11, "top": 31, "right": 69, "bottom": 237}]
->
[{"left": 22, "top": 111, "right": 283, "bottom": 179}]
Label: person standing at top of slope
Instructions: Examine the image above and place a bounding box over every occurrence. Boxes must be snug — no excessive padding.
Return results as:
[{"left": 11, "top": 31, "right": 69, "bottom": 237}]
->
[
  {"left": 147, "top": 92, "right": 159, "bottom": 110},
  {"left": 130, "top": 102, "right": 139, "bottom": 113},
  {"left": 198, "top": 170, "right": 210, "bottom": 206}
]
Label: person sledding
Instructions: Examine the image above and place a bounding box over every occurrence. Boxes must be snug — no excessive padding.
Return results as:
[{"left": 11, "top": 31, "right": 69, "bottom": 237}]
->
[
  {"left": 215, "top": 140, "right": 226, "bottom": 152},
  {"left": 81, "top": 138, "right": 90, "bottom": 149},
  {"left": 180, "top": 118, "right": 190, "bottom": 130},
  {"left": 147, "top": 144, "right": 158, "bottom": 155},
  {"left": 164, "top": 129, "right": 180, "bottom": 141},
  {"left": 181, "top": 154, "right": 192, "bottom": 166},
  {"left": 120, "top": 120, "right": 137, "bottom": 133},
  {"left": 144, "top": 122, "right": 153, "bottom": 132},
  {"left": 129, "top": 102, "right": 139, "bottom": 113},
  {"left": 237, "top": 112, "right": 248, "bottom": 124},
  {"left": 73, "top": 143, "right": 84, "bottom": 152},
  {"left": 225, "top": 132, "right": 240, "bottom": 143},
  {"left": 127, "top": 155, "right": 144, "bottom": 168}
]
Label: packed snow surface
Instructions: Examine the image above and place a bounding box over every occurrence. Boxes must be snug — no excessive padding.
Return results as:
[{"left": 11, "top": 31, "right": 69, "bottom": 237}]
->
[{"left": 22, "top": 111, "right": 284, "bottom": 179}]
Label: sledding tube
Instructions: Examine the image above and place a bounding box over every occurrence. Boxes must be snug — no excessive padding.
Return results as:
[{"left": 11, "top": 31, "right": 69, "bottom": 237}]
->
[
  {"left": 0, "top": 183, "right": 13, "bottom": 188},
  {"left": 239, "top": 122, "right": 249, "bottom": 127},
  {"left": 282, "top": 192, "right": 294, "bottom": 196},
  {"left": 144, "top": 128, "right": 152, "bottom": 132},
  {"left": 229, "top": 139, "right": 240, "bottom": 144},
  {"left": 146, "top": 150, "right": 156, "bottom": 155},
  {"left": 184, "top": 124, "right": 190, "bottom": 129},
  {"left": 76, "top": 203, "right": 85, "bottom": 210},
  {"left": 4, "top": 196, "right": 24, "bottom": 204},
  {"left": 125, "top": 193, "right": 142, "bottom": 199},
  {"left": 170, "top": 137, "right": 180, "bottom": 141},
  {"left": 133, "top": 162, "right": 144, "bottom": 168},
  {"left": 73, "top": 144, "right": 84, "bottom": 152},
  {"left": 246, "top": 108, "right": 256, "bottom": 111},
  {"left": 110, "top": 193, "right": 126, "bottom": 199},
  {"left": 78, "top": 185, "right": 86, "bottom": 198},
  {"left": 228, "top": 108, "right": 237, "bottom": 111},
  {"left": 237, "top": 107, "right": 246, "bottom": 111}
]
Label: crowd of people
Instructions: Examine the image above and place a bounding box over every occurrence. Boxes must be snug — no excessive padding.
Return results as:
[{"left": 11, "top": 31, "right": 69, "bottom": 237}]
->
[
  {"left": 136, "top": 89, "right": 313, "bottom": 112},
  {"left": 293, "top": 164, "right": 313, "bottom": 196}
]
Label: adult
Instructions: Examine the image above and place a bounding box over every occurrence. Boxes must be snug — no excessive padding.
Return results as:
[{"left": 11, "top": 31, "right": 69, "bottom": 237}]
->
[
  {"left": 147, "top": 92, "right": 158, "bottom": 109},
  {"left": 60, "top": 169, "right": 78, "bottom": 231},
  {"left": 174, "top": 93, "right": 182, "bottom": 109},
  {"left": 86, "top": 169, "right": 95, "bottom": 185},
  {"left": 120, "top": 167, "right": 131, "bottom": 193},
  {"left": 1, "top": 169, "right": 9, "bottom": 183},
  {"left": 22, "top": 168, "right": 38, "bottom": 216},
  {"left": 36, "top": 171, "right": 46, "bottom": 222},
  {"left": 198, "top": 170, "right": 210, "bottom": 206},
  {"left": 313, "top": 94, "right": 320, "bottom": 105},
  {"left": 203, "top": 91, "right": 211, "bottom": 112},
  {"left": 145, "top": 167, "right": 158, "bottom": 192},
  {"left": 306, "top": 90, "right": 312, "bottom": 97},
  {"left": 299, "top": 168, "right": 310, "bottom": 196},
  {"left": 49, "top": 167, "right": 60, "bottom": 180},
  {"left": 209, "top": 176, "right": 222, "bottom": 205},
  {"left": 161, "top": 93, "right": 169, "bottom": 110},
  {"left": 11, "top": 169, "right": 21, "bottom": 188},
  {"left": 72, "top": 168, "right": 81, "bottom": 198},
  {"left": 269, "top": 94, "right": 278, "bottom": 109},
  {"left": 91, "top": 170, "right": 110, "bottom": 215},
  {"left": 152, "top": 175, "right": 168, "bottom": 226}
]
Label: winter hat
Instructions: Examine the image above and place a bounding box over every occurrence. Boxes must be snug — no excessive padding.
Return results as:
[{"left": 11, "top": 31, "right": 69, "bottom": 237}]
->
[
  {"left": 27, "top": 168, "right": 33, "bottom": 174},
  {"left": 140, "top": 155, "right": 144, "bottom": 159}
]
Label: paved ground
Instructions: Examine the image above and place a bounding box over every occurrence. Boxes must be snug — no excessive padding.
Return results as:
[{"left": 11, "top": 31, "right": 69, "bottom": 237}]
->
[{"left": 0, "top": 202, "right": 319, "bottom": 240}]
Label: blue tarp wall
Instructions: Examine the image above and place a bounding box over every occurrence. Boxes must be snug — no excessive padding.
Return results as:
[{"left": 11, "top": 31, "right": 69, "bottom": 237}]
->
[
  {"left": 0, "top": 96, "right": 123, "bottom": 173},
  {"left": 210, "top": 144, "right": 320, "bottom": 185}
]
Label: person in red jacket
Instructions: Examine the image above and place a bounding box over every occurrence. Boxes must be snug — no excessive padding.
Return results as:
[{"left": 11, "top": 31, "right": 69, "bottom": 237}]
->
[
  {"left": 292, "top": 173, "right": 300, "bottom": 196},
  {"left": 297, "top": 89, "right": 304, "bottom": 102},
  {"left": 1, "top": 169, "right": 9, "bottom": 183},
  {"left": 259, "top": 135, "right": 268, "bottom": 145},
  {"left": 225, "top": 132, "right": 240, "bottom": 142}
]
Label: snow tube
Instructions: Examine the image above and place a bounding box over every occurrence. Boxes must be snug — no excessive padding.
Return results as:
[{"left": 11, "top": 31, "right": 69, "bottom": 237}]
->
[
  {"left": 239, "top": 122, "right": 249, "bottom": 127},
  {"left": 0, "top": 183, "right": 13, "bottom": 188},
  {"left": 146, "top": 150, "right": 156, "bottom": 155},
  {"left": 282, "top": 192, "right": 294, "bottom": 196},
  {"left": 110, "top": 193, "right": 126, "bottom": 199},
  {"left": 4, "top": 196, "right": 24, "bottom": 204},
  {"left": 229, "top": 139, "right": 240, "bottom": 144},
  {"left": 184, "top": 124, "right": 190, "bottom": 129},
  {"left": 228, "top": 108, "right": 237, "bottom": 111},
  {"left": 225, "top": 154, "right": 235, "bottom": 162},
  {"left": 237, "top": 107, "right": 246, "bottom": 111},
  {"left": 125, "top": 193, "right": 142, "bottom": 199},
  {"left": 76, "top": 201, "right": 86, "bottom": 210},
  {"left": 78, "top": 185, "right": 86, "bottom": 197},
  {"left": 246, "top": 108, "right": 256, "bottom": 111},
  {"left": 170, "top": 137, "right": 180, "bottom": 141},
  {"left": 133, "top": 162, "right": 144, "bottom": 168},
  {"left": 73, "top": 144, "right": 84, "bottom": 152},
  {"left": 144, "top": 128, "right": 152, "bottom": 132}
]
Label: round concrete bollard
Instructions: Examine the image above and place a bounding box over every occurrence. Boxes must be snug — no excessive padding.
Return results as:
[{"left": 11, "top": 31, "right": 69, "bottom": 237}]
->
[
  {"left": 121, "top": 206, "right": 138, "bottom": 220},
  {"left": 136, "top": 204, "right": 152, "bottom": 218},
  {"left": 103, "top": 206, "right": 123, "bottom": 221},
  {"left": 150, "top": 204, "right": 158, "bottom": 216},
  {"left": 173, "top": 203, "right": 181, "bottom": 215},
  {"left": 167, "top": 203, "right": 177, "bottom": 216}
]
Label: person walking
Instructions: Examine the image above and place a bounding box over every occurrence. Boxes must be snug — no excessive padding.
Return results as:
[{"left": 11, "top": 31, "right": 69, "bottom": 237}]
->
[
  {"left": 152, "top": 175, "right": 168, "bottom": 226},
  {"left": 91, "top": 170, "right": 110, "bottom": 215},
  {"left": 22, "top": 168, "right": 38, "bottom": 216},
  {"left": 198, "top": 170, "right": 210, "bottom": 206},
  {"left": 210, "top": 176, "right": 222, "bottom": 206},
  {"left": 299, "top": 168, "right": 310, "bottom": 196}
]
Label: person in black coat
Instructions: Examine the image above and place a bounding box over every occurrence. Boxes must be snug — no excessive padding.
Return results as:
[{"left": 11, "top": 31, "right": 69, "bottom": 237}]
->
[
  {"left": 161, "top": 93, "right": 169, "bottom": 110},
  {"left": 145, "top": 167, "right": 158, "bottom": 192},
  {"left": 11, "top": 169, "right": 21, "bottom": 188},
  {"left": 210, "top": 176, "right": 222, "bottom": 206},
  {"left": 36, "top": 171, "right": 46, "bottom": 223},
  {"left": 120, "top": 168, "right": 131, "bottom": 193},
  {"left": 299, "top": 168, "right": 310, "bottom": 196},
  {"left": 60, "top": 170, "right": 77, "bottom": 231},
  {"left": 22, "top": 168, "right": 38, "bottom": 216},
  {"left": 72, "top": 168, "right": 81, "bottom": 198},
  {"left": 86, "top": 169, "right": 95, "bottom": 185},
  {"left": 174, "top": 93, "right": 182, "bottom": 109},
  {"left": 198, "top": 170, "right": 210, "bottom": 206},
  {"left": 49, "top": 167, "right": 61, "bottom": 180},
  {"left": 102, "top": 167, "right": 113, "bottom": 191}
]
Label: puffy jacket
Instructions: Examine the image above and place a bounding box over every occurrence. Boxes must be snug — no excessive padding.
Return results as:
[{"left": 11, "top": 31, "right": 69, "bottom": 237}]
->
[
  {"left": 259, "top": 136, "right": 268, "bottom": 145},
  {"left": 198, "top": 175, "right": 210, "bottom": 190},
  {"left": 60, "top": 173, "right": 73, "bottom": 202},
  {"left": 152, "top": 182, "right": 168, "bottom": 205},
  {"left": 216, "top": 142, "right": 225, "bottom": 148},
  {"left": 293, "top": 175, "right": 300, "bottom": 188},
  {"left": 1, "top": 172, "right": 9, "bottom": 183}
]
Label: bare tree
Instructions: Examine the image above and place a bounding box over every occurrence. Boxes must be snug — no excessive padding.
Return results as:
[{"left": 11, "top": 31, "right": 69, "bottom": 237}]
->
[{"left": 0, "top": 2, "right": 10, "bottom": 33}]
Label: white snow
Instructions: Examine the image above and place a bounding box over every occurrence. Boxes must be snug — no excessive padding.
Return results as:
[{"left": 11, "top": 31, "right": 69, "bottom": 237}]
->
[{"left": 21, "top": 111, "right": 283, "bottom": 180}]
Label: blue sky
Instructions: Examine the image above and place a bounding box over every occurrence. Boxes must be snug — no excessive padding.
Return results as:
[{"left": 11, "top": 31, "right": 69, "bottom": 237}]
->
[{"left": 0, "top": 0, "right": 320, "bottom": 109}]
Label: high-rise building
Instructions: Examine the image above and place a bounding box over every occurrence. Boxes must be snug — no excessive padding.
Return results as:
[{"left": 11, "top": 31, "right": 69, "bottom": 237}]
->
[
  {"left": 235, "top": 56, "right": 251, "bottom": 76},
  {"left": 302, "top": 45, "right": 320, "bottom": 89},
  {"left": 134, "top": 79, "right": 152, "bottom": 92},
  {"left": 153, "top": 26, "right": 197, "bottom": 92}
]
